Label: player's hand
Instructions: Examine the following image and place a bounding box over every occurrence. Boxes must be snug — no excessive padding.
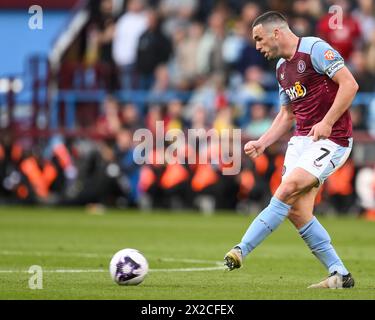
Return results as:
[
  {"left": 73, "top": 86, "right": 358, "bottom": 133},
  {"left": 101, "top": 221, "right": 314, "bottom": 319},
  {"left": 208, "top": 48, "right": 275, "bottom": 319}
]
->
[
  {"left": 307, "top": 121, "right": 332, "bottom": 141},
  {"left": 244, "top": 140, "right": 265, "bottom": 159}
]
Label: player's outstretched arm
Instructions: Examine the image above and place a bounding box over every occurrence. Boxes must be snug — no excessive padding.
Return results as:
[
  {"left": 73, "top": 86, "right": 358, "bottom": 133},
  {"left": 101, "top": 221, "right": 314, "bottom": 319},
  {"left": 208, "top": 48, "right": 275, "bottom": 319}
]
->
[
  {"left": 308, "top": 66, "right": 359, "bottom": 141},
  {"left": 244, "top": 104, "right": 294, "bottom": 159}
]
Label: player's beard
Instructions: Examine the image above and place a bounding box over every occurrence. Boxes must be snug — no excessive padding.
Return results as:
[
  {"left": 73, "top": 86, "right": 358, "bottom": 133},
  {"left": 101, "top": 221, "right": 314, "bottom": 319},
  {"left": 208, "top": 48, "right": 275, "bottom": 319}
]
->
[{"left": 266, "top": 45, "right": 279, "bottom": 60}]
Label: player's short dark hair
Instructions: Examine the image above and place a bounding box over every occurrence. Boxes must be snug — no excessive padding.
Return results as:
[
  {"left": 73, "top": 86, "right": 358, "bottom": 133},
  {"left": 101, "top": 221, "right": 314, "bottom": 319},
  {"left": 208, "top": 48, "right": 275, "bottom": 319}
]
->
[{"left": 252, "top": 11, "right": 288, "bottom": 29}]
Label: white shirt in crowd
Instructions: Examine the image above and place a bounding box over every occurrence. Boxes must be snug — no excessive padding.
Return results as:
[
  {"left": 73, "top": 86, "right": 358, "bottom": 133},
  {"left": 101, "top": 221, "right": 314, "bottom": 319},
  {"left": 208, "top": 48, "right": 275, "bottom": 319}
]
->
[{"left": 112, "top": 11, "right": 148, "bottom": 67}]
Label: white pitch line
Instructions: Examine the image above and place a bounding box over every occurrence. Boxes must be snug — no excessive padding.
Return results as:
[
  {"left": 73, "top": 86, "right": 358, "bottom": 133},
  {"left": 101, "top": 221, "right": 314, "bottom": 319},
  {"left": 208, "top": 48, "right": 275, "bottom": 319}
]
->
[
  {"left": 0, "top": 269, "right": 105, "bottom": 273},
  {"left": 0, "top": 250, "right": 223, "bottom": 266},
  {"left": 0, "top": 266, "right": 226, "bottom": 273},
  {"left": 0, "top": 250, "right": 225, "bottom": 273},
  {"left": 0, "top": 250, "right": 104, "bottom": 258},
  {"left": 0, "top": 251, "right": 223, "bottom": 265}
]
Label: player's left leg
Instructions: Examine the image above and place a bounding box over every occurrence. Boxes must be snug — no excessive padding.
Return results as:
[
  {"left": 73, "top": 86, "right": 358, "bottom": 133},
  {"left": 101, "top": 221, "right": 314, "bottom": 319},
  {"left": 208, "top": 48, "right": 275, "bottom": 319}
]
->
[{"left": 289, "top": 187, "right": 355, "bottom": 288}]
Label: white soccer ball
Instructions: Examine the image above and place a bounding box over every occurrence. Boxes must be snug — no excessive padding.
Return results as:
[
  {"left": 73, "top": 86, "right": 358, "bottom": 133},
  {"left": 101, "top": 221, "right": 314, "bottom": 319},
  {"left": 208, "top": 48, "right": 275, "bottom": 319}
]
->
[{"left": 109, "top": 248, "right": 149, "bottom": 285}]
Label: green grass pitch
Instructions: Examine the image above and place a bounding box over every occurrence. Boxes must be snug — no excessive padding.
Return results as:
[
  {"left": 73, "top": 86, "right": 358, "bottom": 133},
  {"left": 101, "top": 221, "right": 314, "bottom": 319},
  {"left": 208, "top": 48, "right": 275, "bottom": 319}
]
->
[{"left": 0, "top": 206, "right": 374, "bottom": 300}]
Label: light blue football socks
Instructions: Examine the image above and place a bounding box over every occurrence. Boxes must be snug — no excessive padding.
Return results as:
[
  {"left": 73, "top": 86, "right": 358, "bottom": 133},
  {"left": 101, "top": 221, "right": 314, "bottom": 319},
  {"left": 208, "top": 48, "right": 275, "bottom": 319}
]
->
[
  {"left": 299, "top": 216, "right": 349, "bottom": 275},
  {"left": 236, "top": 196, "right": 349, "bottom": 276},
  {"left": 237, "top": 197, "right": 291, "bottom": 256}
]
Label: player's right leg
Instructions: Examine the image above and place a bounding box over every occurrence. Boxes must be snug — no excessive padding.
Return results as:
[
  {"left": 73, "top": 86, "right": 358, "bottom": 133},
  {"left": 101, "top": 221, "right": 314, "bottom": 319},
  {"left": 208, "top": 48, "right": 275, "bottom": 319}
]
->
[
  {"left": 287, "top": 185, "right": 319, "bottom": 230},
  {"left": 224, "top": 167, "right": 317, "bottom": 270},
  {"left": 224, "top": 137, "right": 308, "bottom": 270},
  {"left": 289, "top": 187, "right": 354, "bottom": 288}
]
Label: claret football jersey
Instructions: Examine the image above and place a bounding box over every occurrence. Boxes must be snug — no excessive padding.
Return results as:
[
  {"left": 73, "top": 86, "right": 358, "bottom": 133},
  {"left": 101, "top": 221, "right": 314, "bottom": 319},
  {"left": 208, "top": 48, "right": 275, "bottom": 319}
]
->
[{"left": 276, "top": 37, "right": 352, "bottom": 147}]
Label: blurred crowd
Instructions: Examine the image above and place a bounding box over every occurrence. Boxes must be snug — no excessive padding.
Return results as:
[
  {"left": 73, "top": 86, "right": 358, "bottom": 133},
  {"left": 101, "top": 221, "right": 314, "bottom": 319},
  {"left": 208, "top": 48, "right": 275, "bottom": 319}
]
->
[
  {"left": 59, "top": 0, "right": 375, "bottom": 132},
  {"left": 2, "top": 0, "right": 375, "bottom": 217},
  {"left": 2, "top": 126, "right": 375, "bottom": 217}
]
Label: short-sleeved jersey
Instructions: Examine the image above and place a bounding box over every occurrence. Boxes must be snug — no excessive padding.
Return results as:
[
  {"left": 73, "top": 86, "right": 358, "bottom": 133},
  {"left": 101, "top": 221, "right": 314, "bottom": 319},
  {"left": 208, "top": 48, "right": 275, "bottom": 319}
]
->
[{"left": 276, "top": 37, "right": 352, "bottom": 147}]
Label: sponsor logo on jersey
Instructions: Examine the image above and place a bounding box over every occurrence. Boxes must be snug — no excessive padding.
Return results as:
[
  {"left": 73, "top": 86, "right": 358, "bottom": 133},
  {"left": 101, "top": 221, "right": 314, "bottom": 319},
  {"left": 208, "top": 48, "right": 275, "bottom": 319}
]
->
[
  {"left": 297, "top": 60, "right": 306, "bottom": 73},
  {"left": 285, "top": 81, "right": 307, "bottom": 101},
  {"left": 324, "top": 49, "right": 335, "bottom": 60}
]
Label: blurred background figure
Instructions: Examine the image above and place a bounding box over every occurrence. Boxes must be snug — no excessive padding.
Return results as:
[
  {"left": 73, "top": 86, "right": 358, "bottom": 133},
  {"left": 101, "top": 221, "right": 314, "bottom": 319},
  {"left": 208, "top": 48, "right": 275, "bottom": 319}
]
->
[
  {"left": 136, "top": 9, "right": 172, "bottom": 90},
  {"left": 96, "top": 95, "right": 121, "bottom": 136},
  {"left": 164, "top": 99, "right": 186, "bottom": 131},
  {"left": 352, "top": 0, "right": 375, "bottom": 44},
  {"left": 112, "top": 0, "right": 148, "bottom": 90},
  {"left": 171, "top": 21, "right": 204, "bottom": 89},
  {"left": 355, "top": 165, "right": 375, "bottom": 220},
  {"left": 85, "top": 0, "right": 118, "bottom": 90},
  {"left": 349, "top": 50, "right": 375, "bottom": 92},
  {"left": 159, "top": 0, "right": 198, "bottom": 37},
  {"left": 120, "top": 102, "right": 143, "bottom": 131},
  {"left": 114, "top": 128, "right": 141, "bottom": 206},
  {"left": 245, "top": 103, "right": 273, "bottom": 139},
  {"left": 197, "top": 10, "right": 228, "bottom": 76},
  {"left": 316, "top": 0, "right": 361, "bottom": 60}
]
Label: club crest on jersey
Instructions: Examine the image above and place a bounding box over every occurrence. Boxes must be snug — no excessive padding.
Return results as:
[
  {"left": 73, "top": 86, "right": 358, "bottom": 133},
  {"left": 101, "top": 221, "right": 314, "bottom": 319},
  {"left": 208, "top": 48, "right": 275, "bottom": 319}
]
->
[
  {"left": 297, "top": 60, "right": 306, "bottom": 73},
  {"left": 280, "top": 72, "right": 285, "bottom": 80},
  {"left": 324, "top": 49, "right": 335, "bottom": 60},
  {"left": 285, "top": 81, "right": 307, "bottom": 101}
]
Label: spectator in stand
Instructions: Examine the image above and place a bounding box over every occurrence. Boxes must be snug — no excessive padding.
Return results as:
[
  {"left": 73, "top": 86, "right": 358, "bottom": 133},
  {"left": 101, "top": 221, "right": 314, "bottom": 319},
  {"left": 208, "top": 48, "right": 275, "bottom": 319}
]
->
[
  {"left": 236, "top": 66, "right": 266, "bottom": 107},
  {"left": 0, "top": 137, "right": 10, "bottom": 200},
  {"left": 120, "top": 102, "right": 143, "bottom": 131},
  {"left": 190, "top": 105, "right": 210, "bottom": 130},
  {"left": 96, "top": 95, "right": 121, "bottom": 136},
  {"left": 316, "top": 0, "right": 361, "bottom": 60},
  {"left": 197, "top": 10, "right": 228, "bottom": 75},
  {"left": 85, "top": 0, "right": 117, "bottom": 65},
  {"left": 290, "top": 0, "right": 322, "bottom": 26},
  {"left": 159, "top": 0, "right": 198, "bottom": 37},
  {"left": 222, "top": 20, "right": 248, "bottom": 72},
  {"left": 85, "top": 0, "right": 119, "bottom": 91},
  {"left": 241, "top": 2, "right": 261, "bottom": 27},
  {"left": 187, "top": 73, "right": 225, "bottom": 124},
  {"left": 236, "top": 3, "right": 267, "bottom": 74},
  {"left": 352, "top": 0, "right": 375, "bottom": 44},
  {"left": 149, "top": 64, "right": 175, "bottom": 102},
  {"left": 171, "top": 21, "right": 204, "bottom": 89},
  {"left": 355, "top": 165, "right": 375, "bottom": 220},
  {"left": 293, "top": 0, "right": 322, "bottom": 17},
  {"left": 194, "top": 0, "right": 216, "bottom": 22},
  {"left": 164, "top": 99, "right": 186, "bottom": 131},
  {"left": 236, "top": 34, "right": 268, "bottom": 74},
  {"left": 145, "top": 103, "right": 164, "bottom": 135},
  {"left": 266, "top": 0, "right": 289, "bottom": 13},
  {"left": 17, "top": 140, "right": 71, "bottom": 204},
  {"left": 190, "top": 141, "right": 221, "bottom": 213},
  {"left": 367, "top": 97, "right": 375, "bottom": 138},
  {"left": 290, "top": 15, "right": 313, "bottom": 37},
  {"left": 245, "top": 103, "right": 273, "bottom": 139},
  {"left": 350, "top": 104, "right": 368, "bottom": 131},
  {"left": 114, "top": 128, "right": 141, "bottom": 206},
  {"left": 213, "top": 106, "right": 234, "bottom": 133},
  {"left": 349, "top": 50, "right": 375, "bottom": 92},
  {"left": 0, "top": 134, "right": 24, "bottom": 202},
  {"left": 112, "top": 0, "right": 148, "bottom": 90},
  {"left": 67, "top": 138, "right": 124, "bottom": 207},
  {"left": 136, "top": 10, "right": 172, "bottom": 90},
  {"left": 365, "top": 29, "right": 375, "bottom": 74}
]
